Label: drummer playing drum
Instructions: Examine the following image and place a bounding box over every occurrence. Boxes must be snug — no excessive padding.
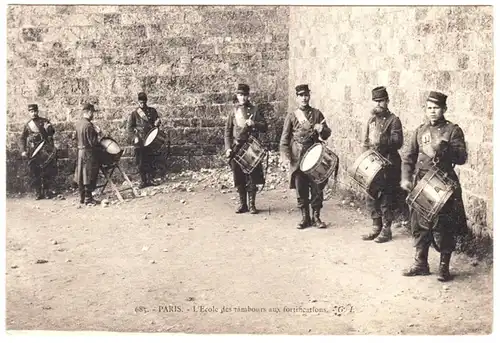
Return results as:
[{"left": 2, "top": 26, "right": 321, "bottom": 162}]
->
[
  {"left": 224, "top": 83, "right": 268, "bottom": 214},
  {"left": 19, "top": 104, "right": 57, "bottom": 200},
  {"left": 401, "top": 91, "right": 468, "bottom": 282},
  {"left": 360, "top": 86, "right": 404, "bottom": 243},
  {"left": 279, "top": 84, "right": 332, "bottom": 229},
  {"left": 127, "top": 92, "right": 162, "bottom": 189}
]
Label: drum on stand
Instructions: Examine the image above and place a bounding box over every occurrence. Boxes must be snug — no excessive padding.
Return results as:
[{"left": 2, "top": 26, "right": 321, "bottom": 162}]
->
[
  {"left": 143, "top": 127, "right": 166, "bottom": 151},
  {"left": 348, "top": 149, "right": 391, "bottom": 199},
  {"left": 233, "top": 135, "right": 267, "bottom": 174},
  {"left": 300, "top": 143, "right": 339, "bottom": 184},
  {"left": 406, "top": 166, "right": 457, "bottom": 225},
  {"left": 99, "top": 137, "right": 123, "bottom": 166},
  {"left": 30, "top": 140, "right": 57, "bottom": 168}
]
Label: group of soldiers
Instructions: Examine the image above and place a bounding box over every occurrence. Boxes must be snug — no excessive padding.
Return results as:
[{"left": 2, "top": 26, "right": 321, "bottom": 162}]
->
[
  {"left": 19, "top": 92, "right": 162, "bottom": 204},
  {"left": 20, "top": 83, "right": 468, "bottom": 282},
  {"left": 224, "top": 83, "right": 467, "bottom": 282}
]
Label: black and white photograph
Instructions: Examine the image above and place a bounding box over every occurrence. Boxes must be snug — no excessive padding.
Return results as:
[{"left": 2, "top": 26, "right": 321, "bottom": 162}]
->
[{"left": 2, "top": 1, "right": 495, "bottom": 337}]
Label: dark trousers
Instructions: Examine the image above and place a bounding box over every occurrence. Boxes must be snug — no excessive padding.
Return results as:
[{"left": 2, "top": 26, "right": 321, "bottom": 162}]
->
[
  {"left": 135, "top": 147, "right": 156, "bottom": 181},
  {"left": 366, "top": 189, "right": 393, "bottom": 223},
  {"left": 28, "top": 160, "right": 56, "bottom": 194},
  {"left": 411, "top": 213, "right": 456, "bottom": 253},
  {"left": 294, "top": 171, "right": 326, "bottom": 210},
  {"left": 78, "top": 183, "right": 95, "bottom": 203},
  {"left": 231, "top": 160, "right": 264, "bottom": 189}
]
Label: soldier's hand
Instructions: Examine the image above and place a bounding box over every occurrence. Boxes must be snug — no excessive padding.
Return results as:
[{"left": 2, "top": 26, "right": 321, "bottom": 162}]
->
[
  {"left": 134, "top": 137, "right": 139, "bottom": 144},
  {"left": 21, "top": 151, "right": 27, "bottom": 158},
  {"left": 401, "top": 180, "right": 412, "bottom": 192},
  {"left": 154, "top": 118, "right": 161, "bottom": 127},
  {"left": 225, "top": 149, "right": 232, "bottom": 158},
  {"left": 314, "top": 123, "right": 323, "bottom": 133},
  {"left": 245, "top": 119, "right": 255, "bottom": 127}
]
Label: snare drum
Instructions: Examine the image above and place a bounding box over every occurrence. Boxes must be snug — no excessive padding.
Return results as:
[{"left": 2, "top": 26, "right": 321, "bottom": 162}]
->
[
  {"left": 143, "top": 127, "right": 166, "bottom": 151},
  {"left": 300, "top": 143, "right": 339, "bottom": 184},
  {"left": 30, "top": 140, "right": 57, "bottom": 168},
  {"left": 348, "top": 149, "right": 391, "bottom": 198},
  {"left": 406, "top": 166, "right": 457, "bottom": 224},
  {"left": 233, "top": 135, "right": 267, "bottom": 174},
  {"left": 99, "top": 137, "right": 123, "bottom": 166}
]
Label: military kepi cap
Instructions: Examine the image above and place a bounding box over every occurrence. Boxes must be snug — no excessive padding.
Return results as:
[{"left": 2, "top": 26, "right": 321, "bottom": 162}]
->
[
  {"left": 28, "top": 104, "right": 38, "bottom": 111},
  {"left": 427, "top": 91, "right": 447, "bottom": 107},
  {"left": 372, "top": 86, "right": 389, "bottom": 101},
  {"left": 138, "top": 92, "right": 148, "bottom": 101},
  {"left": 295, "top": 84, "right": 310, "bottom": 95},
  {"left": 236, "top": 83, "right": 250, "bottom": 95},
  {"left": 82, "top": 103, "right": 96, "bottom": 112}
]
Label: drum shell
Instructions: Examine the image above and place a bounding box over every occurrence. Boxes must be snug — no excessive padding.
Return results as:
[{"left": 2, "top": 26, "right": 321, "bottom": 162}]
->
[
  {"left": 143, "top": 128, "right": 166, "bottom": 151},
  {"left": 30, "top": 141, "right": 57, "bottom": 168},
  {"left": 98, "top": 137, "right": 123, "bottom": 166},
  {"left": 406, "top": 167, "right": 457, "bottom": 224},
  {"left": 348, "top": 149, "right": 389, "bottom": 198},
  {"left": 233, "top": 136, "right": 267, "bottom": 174},
  {"left": 300, "top": 143, "right": 339, "bottom": 184}
]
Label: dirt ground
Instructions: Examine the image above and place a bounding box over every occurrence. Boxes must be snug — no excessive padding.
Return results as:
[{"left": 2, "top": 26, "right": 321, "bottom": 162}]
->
[{"left": 5, "top": 180, "right": 493, "bottom": 335}]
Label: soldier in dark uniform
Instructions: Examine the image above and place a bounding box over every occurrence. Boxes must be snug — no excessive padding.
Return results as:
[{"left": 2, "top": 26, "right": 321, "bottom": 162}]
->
[
  {"left": 279, "top": 84, "right": 332, "bottom": 229},
  {"left": 224, "top": 83, "right": 268, "bottom": 214},
  {"left": 361, "top": 86, "right": 404, "bottom": 243},
  {"left": 19, "top": 104, "right": 57, "bottom": 200},
  {"left": 401, "top": 91, "right": 468, "bottom": 282},
  {"left": 74, "top": 103, "right": 100, "bottom": 205},
  {"left": 127, "top": 92, "right": 161, "bottom": 188}
]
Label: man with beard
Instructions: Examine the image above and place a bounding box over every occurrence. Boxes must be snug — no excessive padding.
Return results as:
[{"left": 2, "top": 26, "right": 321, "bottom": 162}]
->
[
  {"left": 127, "top": 92, "right": 161, "bottom": 188},
  {"left": 401, "top": 91, "right": 468, "bottom": 282},
  {"left": 361, "top": 86, "right": 403, "bottom": 243},
  {"left": 19, "top": 104, "right": 57, "bottom": 199},
  {"left": 224, "top": 83, "right": 268, "bottom": 214},
  {"left": 279, "top": 84, "right": 332, "bottom": 229}
]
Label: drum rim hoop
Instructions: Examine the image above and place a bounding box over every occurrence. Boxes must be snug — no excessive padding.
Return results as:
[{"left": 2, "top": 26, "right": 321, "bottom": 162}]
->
[
  {"left": 144, "top": 127, "right": 160, "bottom": 146},
  {"left": 300, "top": 143, "right": 325, "bottom": 172}
]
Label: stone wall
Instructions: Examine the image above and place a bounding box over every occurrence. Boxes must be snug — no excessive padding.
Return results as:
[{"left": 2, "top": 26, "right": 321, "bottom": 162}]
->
[
  {"left": 288, "top": 6, "right": 494, "bottom": 244},
  {"left": 6, "top": 5, "right": 289, "bottom": 192}
]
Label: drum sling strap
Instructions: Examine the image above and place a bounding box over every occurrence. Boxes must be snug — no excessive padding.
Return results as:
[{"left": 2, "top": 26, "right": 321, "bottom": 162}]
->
[
  {"left": 137, "top": 108, "right": 150, "bottom": 123},
  {"left": 28, "top": 119, "right": 49, "bottom": 141}
]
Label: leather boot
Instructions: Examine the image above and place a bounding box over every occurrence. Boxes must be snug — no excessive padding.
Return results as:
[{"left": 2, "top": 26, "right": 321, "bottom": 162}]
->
[
  {"left": 311, "top": 208, "right": 326, "bottom": 228},
  {"left": 235, "top": 186, "right": 248, "bottom": 213},
  {"left": 248, "top": 189, "right": 258, "bottom": 214},
  {"left": 138, "top": 172, "right": 149, "bottom": 189},
  {"left": 296, "top": 207, "right": 311, "bottom": 230},
  {"left": 84, "top": 188, "right": 99, "bottom": 205},
  {"left": 437, "top": 252, "right": 452, "bottom": 282},
  {"left": 403, "top": 246, "right": 431, "bottom": 276},
  {"left": 362, "top": 218, "right": 382, "bottom": 240},
  {"left": 35, "top": 185, "right": 44, "bottom": 200},
  {"left": 374, "top": 221, "right": 393, "bottom": 243}
]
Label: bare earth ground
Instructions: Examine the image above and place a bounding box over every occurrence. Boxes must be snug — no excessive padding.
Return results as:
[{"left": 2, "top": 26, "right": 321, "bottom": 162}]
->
[{"left": 5, "top": 182, "right": 493, "bottom": 335}]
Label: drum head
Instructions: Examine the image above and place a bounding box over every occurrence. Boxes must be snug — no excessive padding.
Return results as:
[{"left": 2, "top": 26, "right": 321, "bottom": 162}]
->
[
  {"left": 300, "top": 144, "right": 322, "bottom": 172},
  {"left": 144, "top": 128, "right": 158, "bottom": 146},
  {"left": 106, "top": 139, "right": 121, "bottom": 154},
  {"left": 31, "top": 141, "right": 45, "bottom": 158}
]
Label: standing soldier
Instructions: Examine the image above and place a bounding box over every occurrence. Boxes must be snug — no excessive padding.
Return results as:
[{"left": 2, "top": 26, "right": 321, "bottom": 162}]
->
[
  {"left": 279, "top": 84, "right": 332, "bottom": 229},
  {"left": 19, "top": 104, "right": 57, "bottom": 200},
  {"left": 74, "top": 103, "right": 100, "bottom": 205},
  {"left": 127, "top": 92, "right": 161, "bottom": 188},
  {"left": 361, "top": 86, "right": 403, "bottom": 243},
  {"left": 224, "top": 83, "right": 268, "bottom": 214},
  {"left": 401, "top": 91, "right": 468, "bottom": 282}
]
